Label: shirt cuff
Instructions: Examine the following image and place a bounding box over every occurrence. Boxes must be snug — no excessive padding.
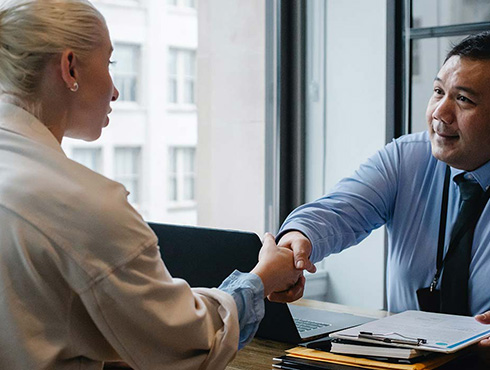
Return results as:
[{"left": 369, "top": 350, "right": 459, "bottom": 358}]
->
[{"left": 218, "top": 270, "right": 265, "bottom": 349}]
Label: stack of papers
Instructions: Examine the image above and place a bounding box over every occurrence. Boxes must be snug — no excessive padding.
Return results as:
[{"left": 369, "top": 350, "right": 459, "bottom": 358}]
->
[
  {"left": 273, "top": 310, "right": 490, "bottom": 369},
  {"left": 279, "top": 347, "right": 458, "bottom": 370},
  {"left": 330, "top": 339, "right": 429, "bottom": 360}
]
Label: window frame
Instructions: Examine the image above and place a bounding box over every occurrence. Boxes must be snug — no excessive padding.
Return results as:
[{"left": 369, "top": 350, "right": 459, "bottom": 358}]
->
[
  {"left": 167, "top": 146, "right": 197, "bottom": 209},
  {"left": 114, "top": 146, "right": 142, "bottom": 206},
  {"left": 71, "top": 147, "right": 103, "bottom": 173},
  {"left": 111, "top": 43, "right": 141, "bottom": 105},
  {"left": 167, "top": 48, "right": 197, "bottom": 109}
]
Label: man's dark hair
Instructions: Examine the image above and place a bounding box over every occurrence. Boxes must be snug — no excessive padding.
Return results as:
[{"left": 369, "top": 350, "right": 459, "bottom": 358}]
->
[{"left": 445, "top": 31, "right": 490, "bottom": 63}]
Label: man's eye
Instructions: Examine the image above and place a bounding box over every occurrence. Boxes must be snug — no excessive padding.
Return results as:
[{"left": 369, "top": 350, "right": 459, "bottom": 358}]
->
[
  {"left": 457, "top": 95, "right": 474, "bottom": 104},
  {"left": 433, "top": 87, "right": 443, "bottom": 95}
]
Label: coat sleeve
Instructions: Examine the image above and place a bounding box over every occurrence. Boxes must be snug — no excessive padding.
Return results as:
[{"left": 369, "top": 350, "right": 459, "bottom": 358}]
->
[{"left": 80, "top": 243, "right": 240, "bottom": 370}]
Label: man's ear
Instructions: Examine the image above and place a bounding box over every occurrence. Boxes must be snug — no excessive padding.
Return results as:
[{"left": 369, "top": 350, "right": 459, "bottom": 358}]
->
[{"left": 59, "top": 50, "right": 78, "bottom": 90}]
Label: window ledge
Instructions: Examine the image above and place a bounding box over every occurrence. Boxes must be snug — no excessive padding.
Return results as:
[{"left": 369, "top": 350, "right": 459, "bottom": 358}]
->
[
  {"left": 113, "top": 102, "right": 146, "bottom": 112},
  {"left": 167, "top": 104, "right": 197, "bottom": 113},
  {"left": 167, "top": 202, "right": 197, "bottom": 211}
]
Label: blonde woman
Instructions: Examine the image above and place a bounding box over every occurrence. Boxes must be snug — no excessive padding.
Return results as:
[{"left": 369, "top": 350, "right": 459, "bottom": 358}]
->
[{"left": 0, "top": 1, "right": 303, "bottom": 369}]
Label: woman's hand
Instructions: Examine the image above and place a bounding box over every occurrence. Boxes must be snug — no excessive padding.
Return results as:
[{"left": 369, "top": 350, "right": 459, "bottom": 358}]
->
[{"left": 251, "top": 233, "right": 303, "bottom": 302}]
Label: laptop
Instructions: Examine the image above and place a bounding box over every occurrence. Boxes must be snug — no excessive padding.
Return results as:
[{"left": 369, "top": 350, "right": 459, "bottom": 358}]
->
[{"left": 148, "top": 222, "right": 374, "bottom": 343}]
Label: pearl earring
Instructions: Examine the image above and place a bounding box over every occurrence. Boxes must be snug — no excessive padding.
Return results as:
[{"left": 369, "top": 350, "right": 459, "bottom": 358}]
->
[{"left": 70, "top": 82, "right": 79, "bottom": 92}]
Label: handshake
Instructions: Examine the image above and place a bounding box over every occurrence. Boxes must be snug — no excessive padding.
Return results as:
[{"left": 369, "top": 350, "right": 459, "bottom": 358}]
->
[{"left": 250, "top": 231, "right": 317, "bottom": 303}]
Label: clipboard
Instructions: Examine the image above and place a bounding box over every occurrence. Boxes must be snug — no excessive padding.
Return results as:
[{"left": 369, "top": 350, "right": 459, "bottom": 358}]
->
[{"left": 330, "top": 310, "right": 490, "bottom": 354}]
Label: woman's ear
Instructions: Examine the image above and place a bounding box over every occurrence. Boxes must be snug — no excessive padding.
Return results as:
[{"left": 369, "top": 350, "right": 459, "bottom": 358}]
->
[{"left": 59, "top": 50, "right": 79, "bottom": 91}]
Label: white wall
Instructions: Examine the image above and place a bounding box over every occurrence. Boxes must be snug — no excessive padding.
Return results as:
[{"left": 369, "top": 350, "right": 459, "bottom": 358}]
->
[
  {"left": 320, "top": 0, "right": 387, "bottom": 310},
  {"left": 196, "top": 0, "right": 265, "bottom": 234}
]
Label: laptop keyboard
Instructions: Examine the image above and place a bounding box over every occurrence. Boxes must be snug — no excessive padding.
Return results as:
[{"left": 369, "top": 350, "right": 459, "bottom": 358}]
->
[{"left": 294, "top": 318, "right": 331, "bottom": 333}]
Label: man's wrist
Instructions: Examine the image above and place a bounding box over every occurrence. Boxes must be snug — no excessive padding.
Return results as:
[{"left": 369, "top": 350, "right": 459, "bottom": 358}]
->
[{"left": 276, "top": 229, "right": 311, "bottom": 244}]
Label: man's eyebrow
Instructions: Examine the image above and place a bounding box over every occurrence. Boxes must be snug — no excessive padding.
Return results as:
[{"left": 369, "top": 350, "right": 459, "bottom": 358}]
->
[
  {"left": 433, "top": 77, "right": 479, "bottom": 96},
  {"left": 456, "top": 85, "right": 478, "bottom": 96}
]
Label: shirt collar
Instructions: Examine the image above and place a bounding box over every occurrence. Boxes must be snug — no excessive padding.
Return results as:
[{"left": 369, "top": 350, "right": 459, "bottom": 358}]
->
[
  {"left": 450, "top": 160, "right": 490, "bottom": 192},
  {"left": 0, "top": 102, "right": 65, "bottom": 155}
]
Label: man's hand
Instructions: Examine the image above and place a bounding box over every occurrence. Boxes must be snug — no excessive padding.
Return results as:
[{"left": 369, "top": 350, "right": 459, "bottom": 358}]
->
[
  {"left": 475, "top": 312, "right": 490, "bottom": 364},
  {"left": 277, "top": 231, "right": 316, "bottom": 273},
  {"left": 264, "top": 231, "right": 316, "bottom": 303},
  {"left": 251, "top": 233, "right": 303, "bottom": 301}
]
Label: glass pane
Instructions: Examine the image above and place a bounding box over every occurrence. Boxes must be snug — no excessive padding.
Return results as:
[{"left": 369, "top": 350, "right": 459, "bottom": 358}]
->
[
  {"left": 168, "top": 178, "right": 177, "bottom": 201},
  {"left": 126, "top": 179, "right": 138, "bottom": 203},
  {"left": 183, "top": 177, "right": 194, "bottom": 200},
  {"left": 168, "top": 148, "right": 177, "bottom": 173},
  {"left": 112, "top": 45, "right": 137, "bottom": 74},
  {"left": 114, "top": 147, "right": 141, "bottom": 203},
  {"left": 114, "top": 76, "right": 137, "bottom": 102},
  {"left": 413, "top": 0, "right": 490, "bottom": 28},
  {"left": 183, "top": 148, "right": 194, "bottom": 172},
  {"left": 168, "top": 49, "right": 177, "bottom": 75},
  {"left": 71, "top": 148, "right": 101, "bottom": 172},
  {"left": 410, "top": 35, "right": 466, "bottom": 133},
  {"left": 168, "top": 79, "right": 177, "bottom": 103},
  {"left": 184, "top": 80, "right": 194, "bottom": 104},
  {"left": 183, "top": 51, "right": 195, "bottom": 77},
  {"left": 111, "top": 44, "right": 138, "bottom": 102}
]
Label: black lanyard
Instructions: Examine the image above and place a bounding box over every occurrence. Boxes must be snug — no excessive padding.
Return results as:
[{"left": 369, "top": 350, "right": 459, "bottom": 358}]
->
[{"left": 430, "top": 166, "right": 490, "bottom": 292}]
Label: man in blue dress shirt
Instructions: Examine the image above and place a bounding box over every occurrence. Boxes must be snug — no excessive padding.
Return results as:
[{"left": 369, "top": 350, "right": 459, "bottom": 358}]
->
[{"left": 275, "top": 31, "right": 490, "bottom": 357}]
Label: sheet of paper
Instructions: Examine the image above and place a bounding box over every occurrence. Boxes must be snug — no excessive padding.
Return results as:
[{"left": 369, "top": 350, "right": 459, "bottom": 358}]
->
[{"left": 330, "top": 310, "right": 490, "bottom": 353}]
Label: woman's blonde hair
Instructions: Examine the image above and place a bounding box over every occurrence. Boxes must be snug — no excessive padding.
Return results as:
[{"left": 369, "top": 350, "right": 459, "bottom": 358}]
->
[{"left": 0, "top": 0, "right": 106, "bottom": 101}]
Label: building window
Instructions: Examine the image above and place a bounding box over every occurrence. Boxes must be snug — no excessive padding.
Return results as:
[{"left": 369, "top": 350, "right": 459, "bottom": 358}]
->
[
  {"left": 168, "top": 147, "right": 196, "bottom": 205},
  {"left": 111, "top": 44, "right": 140, "bottom": 103},
  {"left": 114, "top": 147, "right": 141, "bottom": 204},
  {"left": 167, "top": 48, "right": 196, "bottom": 105},
  {"left": 71, "top": 148, "right": 102, "bottom": 173}
]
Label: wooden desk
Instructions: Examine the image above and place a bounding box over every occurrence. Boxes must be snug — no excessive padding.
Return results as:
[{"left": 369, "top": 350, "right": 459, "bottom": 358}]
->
[
  {"left": 104, "top": 299, "right": 488, "bottom": 369},
  {"left": 225, "top": 299, "right": 388, "bottom": 369},
  {"left": 226, "top": 299, "right": 487, "bottom": 369}
]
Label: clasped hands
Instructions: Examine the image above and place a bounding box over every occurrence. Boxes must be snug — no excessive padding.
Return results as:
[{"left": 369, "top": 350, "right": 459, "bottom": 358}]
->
[{"left": 251, "top": 231, "right": 314, "bottom": 303}]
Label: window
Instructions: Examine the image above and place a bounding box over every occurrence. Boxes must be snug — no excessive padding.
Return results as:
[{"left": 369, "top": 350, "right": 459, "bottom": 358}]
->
[
  {"left": 71, "top": 148, "right": 102, "bottom": 173},
  {"left": 167, "top": 49, "right": 178, "bottom": 104},
  {"left": 294, "top": 0, "right": 387, "bottom": 308},
  {"left": 111, "top": 44, "right": 140, "bottom": 103},
  {"left": 61, "top": 1, "right": 264, "bottom": 231},
  {"left": 167, "top": 48, "right": 196, "bottom": 105},
  {"left": 168, "top": 147, "right": 196, "bottom": 205},
  {"left": 114, "top": 147, "right": 141, "bottom": 205}
]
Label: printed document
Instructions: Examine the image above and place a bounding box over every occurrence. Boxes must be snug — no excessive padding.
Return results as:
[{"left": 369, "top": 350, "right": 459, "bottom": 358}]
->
[{"left": 331, "top": 310, "right": 490, "bottom": 353}]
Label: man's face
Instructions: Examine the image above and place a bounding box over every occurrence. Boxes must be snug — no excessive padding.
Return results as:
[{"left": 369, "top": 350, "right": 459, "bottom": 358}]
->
[{"left": 426, "top": 55, "right": 490, "bottom": 171}]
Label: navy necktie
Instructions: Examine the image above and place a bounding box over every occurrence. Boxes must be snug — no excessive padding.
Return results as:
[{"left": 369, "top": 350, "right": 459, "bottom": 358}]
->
[{"left": 440, "top": 174, "right": 484, "bottom": 315}]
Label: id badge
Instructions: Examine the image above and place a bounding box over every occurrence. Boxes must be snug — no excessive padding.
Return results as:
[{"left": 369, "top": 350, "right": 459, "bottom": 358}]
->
[{"left": 416, "top": 287, "right": 441, "bottom": 313}]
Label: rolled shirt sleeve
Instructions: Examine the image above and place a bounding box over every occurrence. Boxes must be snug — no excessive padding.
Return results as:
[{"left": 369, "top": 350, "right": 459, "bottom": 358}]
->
[{"left": 218, "top": 270, "right": 265, "bottom": 349}]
